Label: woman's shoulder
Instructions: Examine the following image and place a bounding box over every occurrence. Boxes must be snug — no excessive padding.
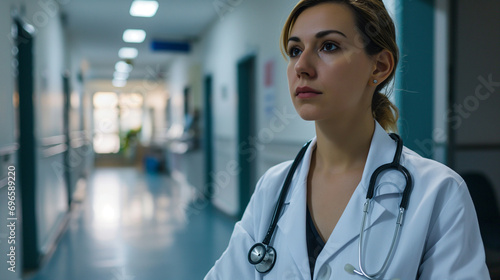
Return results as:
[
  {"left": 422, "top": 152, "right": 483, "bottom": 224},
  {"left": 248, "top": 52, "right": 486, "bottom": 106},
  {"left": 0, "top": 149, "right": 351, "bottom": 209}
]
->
[
  {"left": 255, "top": 160, "right": 294, "bottom": 193},
  {"left": 401, "top": 146, "right": 467, "bottom": 197},
  {"left": 402, "top": 147, "right": 462, "bottom": 179}
]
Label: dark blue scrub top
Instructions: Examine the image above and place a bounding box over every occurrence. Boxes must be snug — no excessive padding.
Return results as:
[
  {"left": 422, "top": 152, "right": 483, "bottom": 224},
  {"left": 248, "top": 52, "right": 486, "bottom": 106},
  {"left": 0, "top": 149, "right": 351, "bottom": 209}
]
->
[{"left": 306, "top": 206, "right": 326, "bottom": 279}]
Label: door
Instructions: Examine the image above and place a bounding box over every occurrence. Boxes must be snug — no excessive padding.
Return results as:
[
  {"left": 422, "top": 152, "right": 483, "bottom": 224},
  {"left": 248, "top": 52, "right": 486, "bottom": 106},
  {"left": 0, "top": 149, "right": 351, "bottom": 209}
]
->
[
  {"left": 14, "top": 16, "right": 39, "bottom": 271},
  {"left": 204, "top": 75, "right": 214, "bottom": 199},
  {"left": 237, "top": 55, "right": 257, "bottom": 218}
]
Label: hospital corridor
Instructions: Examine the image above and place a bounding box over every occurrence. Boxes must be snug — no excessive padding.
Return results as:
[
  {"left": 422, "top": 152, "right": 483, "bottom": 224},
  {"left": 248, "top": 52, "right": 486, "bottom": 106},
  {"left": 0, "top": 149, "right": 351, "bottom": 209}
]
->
[
  {"left": 26, "top": 167, "right": 234, "bottom": 280},
  {"left": 0, "top": 0, "right": 499, "bottom": 279}
]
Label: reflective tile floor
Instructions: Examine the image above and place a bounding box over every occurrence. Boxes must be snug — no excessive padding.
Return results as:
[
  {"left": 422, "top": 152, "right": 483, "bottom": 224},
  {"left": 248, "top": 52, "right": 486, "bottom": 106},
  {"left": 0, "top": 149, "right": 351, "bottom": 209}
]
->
[{"left": 26, "top": 167, "right": 235, "bottom": 280}]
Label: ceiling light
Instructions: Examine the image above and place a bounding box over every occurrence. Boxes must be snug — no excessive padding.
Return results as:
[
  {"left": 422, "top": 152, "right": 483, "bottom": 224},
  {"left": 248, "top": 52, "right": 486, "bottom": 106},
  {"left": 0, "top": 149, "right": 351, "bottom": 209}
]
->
[
  {"left": 115, "top": 61, "right": 133, "bottom": 73},
  {"left": 123, "top": 29, "right": 146, "bottom": 43},
  {"left": 130, "top": 1, "right": 159, "bottom": 17},
  {"left": 118, "top": 47, "right": 138, "bottom": 59},
  {"left": 112, "top": 79, "right": 127, "bottom": 88},
  {"left": 113, "top": 71, "right": 129, "bottom": 80}
]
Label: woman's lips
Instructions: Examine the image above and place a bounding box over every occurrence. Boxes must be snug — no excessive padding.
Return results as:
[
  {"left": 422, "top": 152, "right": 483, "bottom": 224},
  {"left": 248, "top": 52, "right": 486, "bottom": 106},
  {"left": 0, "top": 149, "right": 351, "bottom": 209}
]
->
[
  {"left": 295, "top": 86, "right": 322, "bottom": 99},
  {"left": 297, "top": 92, "right": 322, "bottom": 98}
]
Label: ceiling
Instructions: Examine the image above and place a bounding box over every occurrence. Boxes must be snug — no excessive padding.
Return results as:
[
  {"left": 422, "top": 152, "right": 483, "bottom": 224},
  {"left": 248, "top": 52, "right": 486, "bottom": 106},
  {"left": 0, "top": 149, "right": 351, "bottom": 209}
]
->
[{"left": 61, "top": 0, "right": 219, "bottom": 81}]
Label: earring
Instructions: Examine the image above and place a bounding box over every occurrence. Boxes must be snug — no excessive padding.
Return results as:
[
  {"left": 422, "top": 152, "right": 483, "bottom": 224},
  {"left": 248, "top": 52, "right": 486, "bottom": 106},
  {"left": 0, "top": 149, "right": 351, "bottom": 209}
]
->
[{"left": 373, "top": 79, "right": 378, "bottom": 84}]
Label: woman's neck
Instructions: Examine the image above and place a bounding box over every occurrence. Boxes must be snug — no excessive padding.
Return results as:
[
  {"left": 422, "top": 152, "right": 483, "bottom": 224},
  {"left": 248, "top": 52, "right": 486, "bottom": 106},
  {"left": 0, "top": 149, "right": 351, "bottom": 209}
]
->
[{"left": 313, "top": 115, "right": 375, "bottom": 174}]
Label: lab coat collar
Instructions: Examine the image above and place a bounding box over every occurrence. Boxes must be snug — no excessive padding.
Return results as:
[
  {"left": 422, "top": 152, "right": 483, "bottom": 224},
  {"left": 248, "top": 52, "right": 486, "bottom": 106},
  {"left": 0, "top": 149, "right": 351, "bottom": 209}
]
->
[
  {"left": 285, "top": 120, "right": 401, "bottom": 204},
  {"left": 276, "top": 120, "right": 401, "bottom": 277},
  {"left": 275, "top": 134, "right": 316, "bottom": 279},
  {"left": 359, "top": 120, "right": 401, "bottom": 195}
]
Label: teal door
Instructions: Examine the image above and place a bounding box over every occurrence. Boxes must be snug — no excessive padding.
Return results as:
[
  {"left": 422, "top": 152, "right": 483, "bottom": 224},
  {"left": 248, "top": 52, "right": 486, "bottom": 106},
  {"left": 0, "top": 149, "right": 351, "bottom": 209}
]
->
[
  {"left": 14, "top": 17, "right": 39, "bottom": 271},
  {"left": 237, "top": 55, "right": 257, "bottom": 218},
  {"left": 204, "top": 75, "right": 214, "bottom": 199}
]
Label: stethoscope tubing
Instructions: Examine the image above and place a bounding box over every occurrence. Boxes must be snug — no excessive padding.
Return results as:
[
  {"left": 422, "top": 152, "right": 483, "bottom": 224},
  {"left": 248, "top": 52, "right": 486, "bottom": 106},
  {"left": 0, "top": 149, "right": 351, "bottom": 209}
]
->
[
  {"left": 357, "top": 199, "right": 405, "bottom": 279},
  {"left": 353, "top": 133, "right": 413, "bottom": 279},
  {"left": 262, "top": 140, "right": 312, "bottom": 245},
  {"left": 248, "top": 134, "right": 413, "bottom": 278}
]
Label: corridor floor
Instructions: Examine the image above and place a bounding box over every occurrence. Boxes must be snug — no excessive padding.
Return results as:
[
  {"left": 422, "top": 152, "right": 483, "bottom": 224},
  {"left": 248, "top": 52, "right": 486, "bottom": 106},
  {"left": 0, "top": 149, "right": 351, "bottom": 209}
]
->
[{"left": 26, "top": 167, "right": 235, "bottom": 280}]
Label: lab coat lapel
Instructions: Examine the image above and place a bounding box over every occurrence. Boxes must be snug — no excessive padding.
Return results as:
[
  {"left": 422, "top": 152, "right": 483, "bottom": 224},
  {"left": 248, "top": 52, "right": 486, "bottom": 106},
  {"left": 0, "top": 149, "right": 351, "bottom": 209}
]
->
[
  {"left": 276, "top": 138, "right": 316, "bottom": 280},
  {"left": 319, "top": 186, "right": 389, "bottom": 261},
  {"left": 319, "top": 122, "right": 401, "bottom": 261}
]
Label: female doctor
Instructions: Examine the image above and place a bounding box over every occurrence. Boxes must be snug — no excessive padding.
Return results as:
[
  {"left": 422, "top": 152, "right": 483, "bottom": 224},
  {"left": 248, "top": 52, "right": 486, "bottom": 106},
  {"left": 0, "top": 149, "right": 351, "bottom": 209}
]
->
[{"left": 205, "top": 0, "right": 490, "bottom": 279}]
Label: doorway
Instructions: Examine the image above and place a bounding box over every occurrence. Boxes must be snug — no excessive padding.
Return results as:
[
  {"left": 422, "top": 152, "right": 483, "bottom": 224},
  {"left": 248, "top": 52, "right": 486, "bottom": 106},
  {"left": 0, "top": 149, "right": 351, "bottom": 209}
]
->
[
  {"left": 237, "top": 55, "right": 257, "bottom": 218},
  {"left": 204, "top": 75, "right": 214, "bottom": 199},
  {"left": 14, "top": 16, "right": 39, "bottom": 271}
]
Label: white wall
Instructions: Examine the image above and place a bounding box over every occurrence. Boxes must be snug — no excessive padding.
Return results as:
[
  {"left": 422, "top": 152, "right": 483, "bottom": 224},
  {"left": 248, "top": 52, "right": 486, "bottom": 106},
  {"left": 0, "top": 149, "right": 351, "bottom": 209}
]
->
[
  {"left": 0, "top": 1, "right": 16, "bottom": 148},
  {"left": 200, "top": 0, "right": 314, "bottom": 140},
  {"left": 0, "top": 0, "right": 70, "bottom": 275},
  {"left": 167, "top": 54, "right": 191, "bottom": 127},
  {"left": 30, "top": 6, "right": 66, "bottom": 139},
  {"left": 195, "top": 0, "right": 317, "bottom": 216},
  {"left": 22, "top": 0, "right": 69, "bottom": 256},
  {"left": 166, "top": 0, "right": 317, "bottom": 216}
]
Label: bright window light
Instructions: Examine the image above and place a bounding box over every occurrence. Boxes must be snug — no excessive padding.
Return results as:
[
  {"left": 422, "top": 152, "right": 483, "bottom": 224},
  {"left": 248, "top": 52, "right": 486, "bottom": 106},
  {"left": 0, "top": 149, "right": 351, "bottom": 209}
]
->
[
  {"left": 120, "top": 93, "right": 143, "bottom": 109},
  {"left": 118, "top": 47, "right": 138, "bottom": 59},
  {"left": 130, "top": 1, "right": 159, "bottom": 17},
  {"left": 115, "top": 61, "right": 133, "bottom": 73},
  {"left": 123, "top": 29, "right": 146, "bottom": 43},
  {"left": 93, "top": 109, "right": 119, "bottom": 133},
  {"left": 93, "top": 92, "right": 118, "bottom": 108},
  {"left": 93, "top": 134, "right": 121, "bottom": 154}
]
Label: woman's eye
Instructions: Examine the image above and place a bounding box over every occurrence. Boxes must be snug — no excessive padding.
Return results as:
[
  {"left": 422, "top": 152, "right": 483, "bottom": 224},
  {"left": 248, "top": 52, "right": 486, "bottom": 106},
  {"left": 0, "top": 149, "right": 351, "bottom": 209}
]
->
[
  {"left": 322, "top": 42, "right": 338, "bottom": 52},
  {"left": 288, "top": 47, "right": 302, "bottom": 57}
]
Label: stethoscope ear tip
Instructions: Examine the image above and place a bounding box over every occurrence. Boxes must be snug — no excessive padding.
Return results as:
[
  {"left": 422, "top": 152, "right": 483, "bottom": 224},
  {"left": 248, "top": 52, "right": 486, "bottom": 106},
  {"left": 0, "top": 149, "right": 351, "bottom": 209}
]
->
[{"left": 344, "top": 263, "right": 356, "bottom": 274}]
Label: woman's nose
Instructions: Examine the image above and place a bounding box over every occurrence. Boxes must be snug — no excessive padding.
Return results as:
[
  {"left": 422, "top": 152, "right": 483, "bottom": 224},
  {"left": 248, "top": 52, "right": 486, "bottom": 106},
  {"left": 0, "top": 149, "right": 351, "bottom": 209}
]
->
[{"left": 294, "top": 50, "right": 316, "bottom": 79}]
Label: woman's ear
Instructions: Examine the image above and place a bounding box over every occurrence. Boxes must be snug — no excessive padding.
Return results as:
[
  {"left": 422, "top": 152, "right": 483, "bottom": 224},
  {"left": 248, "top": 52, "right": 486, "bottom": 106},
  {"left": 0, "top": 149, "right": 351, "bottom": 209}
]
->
[{"left": 372, "top": 49, "right": 394, "bottom": 84}]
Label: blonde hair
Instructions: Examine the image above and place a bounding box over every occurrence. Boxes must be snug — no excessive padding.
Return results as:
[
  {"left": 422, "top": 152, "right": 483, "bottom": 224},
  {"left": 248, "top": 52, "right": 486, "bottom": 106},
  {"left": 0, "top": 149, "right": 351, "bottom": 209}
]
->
[{"left": 281, "top": 0, "right": 399, "bottom": 132}]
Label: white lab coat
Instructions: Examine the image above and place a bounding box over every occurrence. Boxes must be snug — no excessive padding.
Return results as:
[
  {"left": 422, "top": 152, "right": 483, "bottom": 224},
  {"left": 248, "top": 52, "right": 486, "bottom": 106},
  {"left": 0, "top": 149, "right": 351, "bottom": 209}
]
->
[{"left": 205, "top": 122, "right": 490, "bottom": 280}]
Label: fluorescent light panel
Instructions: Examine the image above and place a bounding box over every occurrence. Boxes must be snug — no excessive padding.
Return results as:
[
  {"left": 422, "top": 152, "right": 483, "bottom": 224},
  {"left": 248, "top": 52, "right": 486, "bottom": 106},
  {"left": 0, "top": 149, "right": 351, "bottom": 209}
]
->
[
  {"left": 123, "top": 29, "right": 146, "bottom": 43},
  {"left": 118, "top": 47, "right": 138, "bottom": 59},
  {"left": 112, "top": 79, "right": 127, "bottom": 88},
  {"left": 130, "top": 0, "right": 159, "bottom": 17},
  {"left": 115, "top": 61, "right": 133, "bottom": 73},
  {"left": 113, "top": 71, "right": 129, "bottom": 80}
]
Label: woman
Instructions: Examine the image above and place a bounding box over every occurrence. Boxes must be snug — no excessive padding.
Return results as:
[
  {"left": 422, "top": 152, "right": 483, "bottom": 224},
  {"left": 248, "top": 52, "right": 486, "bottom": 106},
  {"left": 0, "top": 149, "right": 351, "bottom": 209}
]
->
[{"left": 205, "top": 0, "right": 489, "bottom": 279}]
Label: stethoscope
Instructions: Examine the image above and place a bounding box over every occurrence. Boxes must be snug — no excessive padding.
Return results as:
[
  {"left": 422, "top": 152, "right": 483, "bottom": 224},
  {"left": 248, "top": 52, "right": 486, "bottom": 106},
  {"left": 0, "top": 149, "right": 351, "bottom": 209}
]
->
[{"left": 248, "top": 133, "right": 413, "bottom": 279}]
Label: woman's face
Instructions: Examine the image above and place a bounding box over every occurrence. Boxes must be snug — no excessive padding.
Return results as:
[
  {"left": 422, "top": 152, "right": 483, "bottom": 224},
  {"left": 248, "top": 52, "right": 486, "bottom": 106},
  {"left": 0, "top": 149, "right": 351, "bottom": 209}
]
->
[{"left": 286, "top": 3, "right": 376, "bottom": 122}]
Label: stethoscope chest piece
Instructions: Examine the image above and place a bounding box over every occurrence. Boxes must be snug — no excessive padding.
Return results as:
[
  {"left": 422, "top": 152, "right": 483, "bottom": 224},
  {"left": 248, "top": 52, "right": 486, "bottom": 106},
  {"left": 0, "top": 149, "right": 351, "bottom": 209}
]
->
[{"left": 248, "top": 243, "right": 276, "bottom": 273}]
